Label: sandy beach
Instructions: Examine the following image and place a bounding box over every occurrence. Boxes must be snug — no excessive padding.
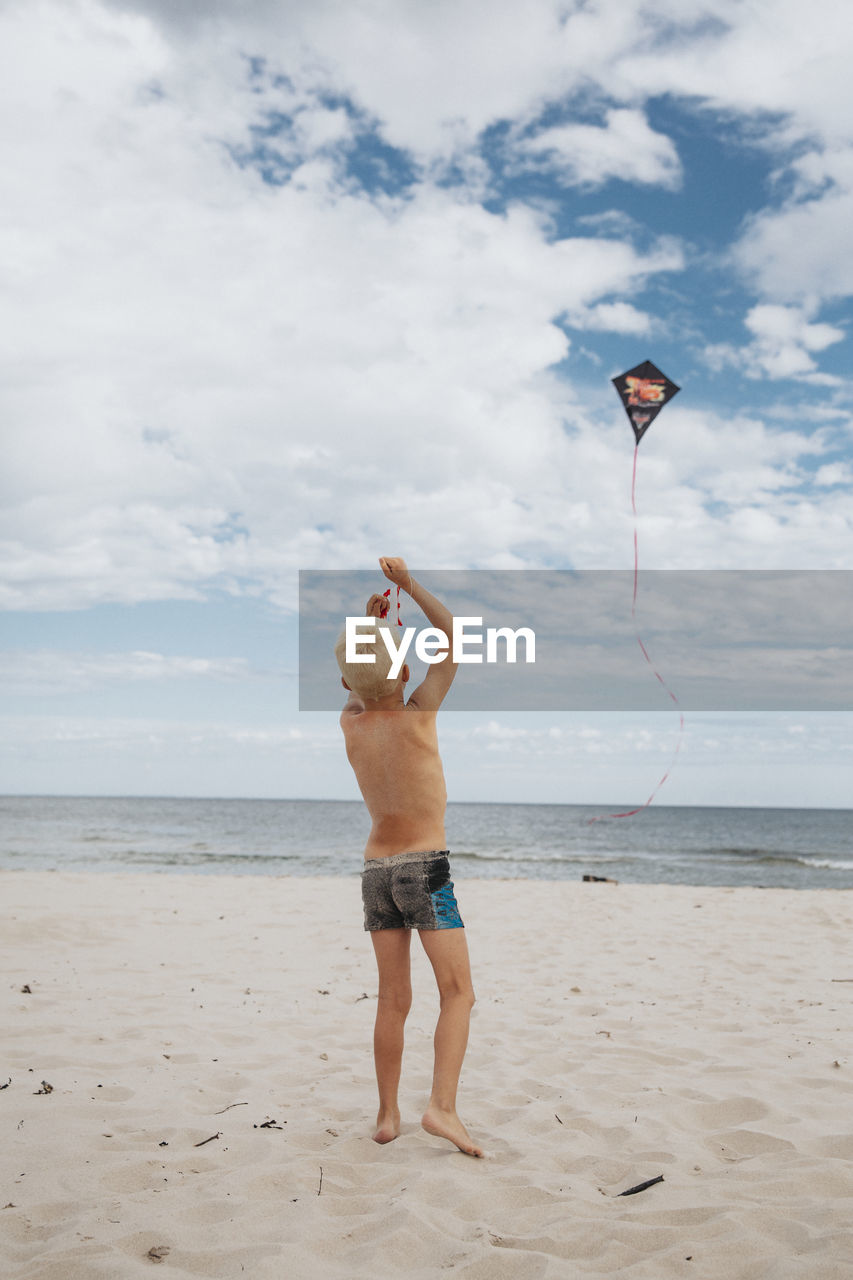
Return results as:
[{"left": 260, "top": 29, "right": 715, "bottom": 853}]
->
[{"left": 1, "top": 870, "right": 851, "bottom": 1279}]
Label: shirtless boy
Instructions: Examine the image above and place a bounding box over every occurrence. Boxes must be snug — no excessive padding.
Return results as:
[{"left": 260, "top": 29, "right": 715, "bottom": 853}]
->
[{"left": 336, "top": 556, "right": 482, "bottom": 1158}]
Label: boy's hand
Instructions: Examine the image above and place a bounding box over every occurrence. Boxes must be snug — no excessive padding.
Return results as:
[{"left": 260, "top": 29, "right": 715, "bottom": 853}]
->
[
  {"left": 366, "top": 594, "right": 389, "bottom": 618},
  {"left": 379, "top": 557, "right": 411, "bottom": 591}
]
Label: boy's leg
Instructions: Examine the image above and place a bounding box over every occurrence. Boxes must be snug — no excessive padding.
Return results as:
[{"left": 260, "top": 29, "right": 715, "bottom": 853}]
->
[
  {"left": 417, "top": 928, "right": 482, "bottom": 1157},
  {"left": 370, "top": 927, "right": 413, "bottom": 1144}
]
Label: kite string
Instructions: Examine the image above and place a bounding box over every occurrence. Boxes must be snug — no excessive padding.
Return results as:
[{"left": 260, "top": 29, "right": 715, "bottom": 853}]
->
[
  {"left": 588, "top": 443, "right": 685, "bottom": 823},
  {"left": 381, "top": 586, "right": 403, "bottom": 626}
]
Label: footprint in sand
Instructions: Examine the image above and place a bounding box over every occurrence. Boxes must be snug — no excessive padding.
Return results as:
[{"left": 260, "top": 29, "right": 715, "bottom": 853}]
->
[
  {"left": 805, "top": 1133, "right": 853, "bottom": 1160},
  {"left": 691, "top": 1095, "right": 771, "bottom": 1129},
  {"left": 704, "top": 1128, "right": 795, "bottom": 1162}
]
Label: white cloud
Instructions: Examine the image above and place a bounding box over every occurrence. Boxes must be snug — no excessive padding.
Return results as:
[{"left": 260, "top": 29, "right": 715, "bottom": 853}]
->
[
  {"left": 744, "top": 305, "right": 845, "bottom": 377},
  {"left": 602, "top": 0, "right": 853, "bottom": 308},
  {"left": 0, "top": 650, "right": 252, "bottom": 695},
  {"left": 1, "top": 0, "right": 852, "bottom": 625},
  {"left": 570, "top": 301, "right": 652, "bottom": 335},
  {"left": 703, "top": 304, "right": 845, "bottom": 381},
  {"left": 611, "top": 0, "right": 853, "bottom": 147},
  {"left": 813, "top": 462, "right": 853, "bottom": 488},
  {"left": 101, "top": 0, "right": 696, "bottom": 161},
  {"left": 0, "top": 712, "right": 327, "bottom": 799},
  {"left": 2, "top": 700, "right": 852, "bottom": 807},
  {"left": 513, "top": 109, "right": 682, "bottom": 190},
  {"left": 734, "top": 155, "right": 853, "bottom": 305},
  {"left": 0, "top": 2, "right": 693, "bottom": 610}
]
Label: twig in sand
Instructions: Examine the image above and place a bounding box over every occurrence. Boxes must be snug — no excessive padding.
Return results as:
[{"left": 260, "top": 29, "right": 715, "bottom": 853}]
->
[
  {"left": 0, "top": 1078, "right": 10, "bottom": 1091},
  {"left": 213, "top": 1102, "right": 248, "bottom": 1115},
  {"left": 617, "top": 1175, "right": 664, "bottom": 1197},
  {"left": 33, "top": 1081, "right": 53, "bottom": 1095},
  {"left": 554, "top": 1114, "right": 563, "bottom": 1124},
  {"left": 317, "top": 1166, "right": 324, "bottom": 1196},
  {"left": 255, "top": 1118, "right": 284, "bottom": 1129},
  {"left": 193, "top": 1132, "right": 221, "bottom": 1147}
]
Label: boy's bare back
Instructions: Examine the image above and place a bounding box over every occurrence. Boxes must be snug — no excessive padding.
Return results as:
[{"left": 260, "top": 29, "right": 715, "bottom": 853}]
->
[{"left": 341, "top": 704, "right": 447, "bottom": 857}]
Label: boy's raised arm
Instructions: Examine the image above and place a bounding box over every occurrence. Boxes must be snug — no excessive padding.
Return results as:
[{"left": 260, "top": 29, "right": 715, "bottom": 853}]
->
[{"left": 379, "top": 556, "right": 458, "bottom": 710}]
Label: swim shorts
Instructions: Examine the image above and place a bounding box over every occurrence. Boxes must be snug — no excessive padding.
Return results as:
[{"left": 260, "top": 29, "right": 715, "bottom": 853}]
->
[{"left": 361, "top": 850, "right": 464, "bottom": 932}]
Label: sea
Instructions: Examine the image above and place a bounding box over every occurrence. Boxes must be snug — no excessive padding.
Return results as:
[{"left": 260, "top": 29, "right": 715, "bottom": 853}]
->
[{"left": 0, "top": 796, "right": 851, "bottom": 890}]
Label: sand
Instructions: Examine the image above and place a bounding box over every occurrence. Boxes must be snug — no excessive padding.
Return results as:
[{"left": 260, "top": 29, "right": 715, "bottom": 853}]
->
[{"left": 1, "top": 869, "right": 852, "bottom": 1279}]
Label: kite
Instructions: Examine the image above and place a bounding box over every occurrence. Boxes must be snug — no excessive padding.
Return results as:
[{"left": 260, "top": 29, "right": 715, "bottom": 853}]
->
[
  {"left": 589, "top": 360, "right": 682, "bottom": 823},
  {"left": 611, "top": 359, "right": 680, "bottom": 444}
]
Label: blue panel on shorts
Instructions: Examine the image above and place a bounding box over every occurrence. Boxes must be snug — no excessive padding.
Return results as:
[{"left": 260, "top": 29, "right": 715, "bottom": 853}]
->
[{"left": 430, "top": 880, "right": 464, "bottom": 929}]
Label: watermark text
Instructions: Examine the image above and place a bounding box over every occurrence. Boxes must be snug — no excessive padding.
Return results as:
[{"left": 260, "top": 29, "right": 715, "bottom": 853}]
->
[{"left": 346, "top": 616, "right": 536, "bottom": 679}]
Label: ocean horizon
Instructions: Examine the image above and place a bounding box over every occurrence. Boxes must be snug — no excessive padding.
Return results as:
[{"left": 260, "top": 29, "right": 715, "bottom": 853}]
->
[{"left": 1, "top": 795, "right": 851, "bottom": 890}]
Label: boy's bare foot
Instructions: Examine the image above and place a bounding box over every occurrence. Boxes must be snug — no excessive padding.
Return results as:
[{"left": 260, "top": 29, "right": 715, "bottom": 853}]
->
[
  {"left": 373, "top": 1108, "right": 401, "bottom": 1144},
  {"left": 421, "top": 1106, "right": 483, "bottom": 1157}
]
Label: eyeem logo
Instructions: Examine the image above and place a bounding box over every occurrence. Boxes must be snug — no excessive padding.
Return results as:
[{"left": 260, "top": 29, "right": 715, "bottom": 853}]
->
[{"left": 345, "top": 617, "right": 536, "bottom": 679}]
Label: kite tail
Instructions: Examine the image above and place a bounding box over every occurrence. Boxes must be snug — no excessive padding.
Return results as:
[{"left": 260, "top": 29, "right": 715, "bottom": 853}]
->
[{"left": 588, "top": 443, "right": 685, "bottom": 824}]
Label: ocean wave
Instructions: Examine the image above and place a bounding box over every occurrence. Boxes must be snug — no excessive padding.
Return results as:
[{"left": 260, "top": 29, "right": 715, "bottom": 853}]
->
[
  {"left": 453, "top": 848, "right": 659, "bottom": 865},
  {"left": 697, "top": 846, "right": 851, "bottom": 866},
  {"left": 795, "top": 857, "right": 853, "bottom": 871},
  {"left": 113, "top": 848, "right": 306, "bottom": 866}
]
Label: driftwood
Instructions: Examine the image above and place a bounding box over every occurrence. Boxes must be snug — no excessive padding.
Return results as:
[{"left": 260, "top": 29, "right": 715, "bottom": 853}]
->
[
  {"left": 193, "top": 1132, "right": 221, "bottom": 1147},
  {"left": 617, "top": 1175, "right": 664, "bottom": 1196},
  {"left": 317, "top": 1166, "right": 324, "bottom": 1196}
]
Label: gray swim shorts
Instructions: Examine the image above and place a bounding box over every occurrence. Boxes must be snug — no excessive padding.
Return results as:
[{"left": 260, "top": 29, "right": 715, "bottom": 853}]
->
[{"left": 361, "top": 850, "right": 464, "bottom": 932}]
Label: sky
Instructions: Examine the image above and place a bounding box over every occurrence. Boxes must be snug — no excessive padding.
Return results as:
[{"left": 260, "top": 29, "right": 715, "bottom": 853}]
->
[{"left": 1, "top": 0, "right": 852, "bottom": 806}]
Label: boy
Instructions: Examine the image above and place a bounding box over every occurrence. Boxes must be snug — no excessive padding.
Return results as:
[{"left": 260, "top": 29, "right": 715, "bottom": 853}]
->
[{"left": 336, "top": 556, "right": 482, "bottom": 1158}]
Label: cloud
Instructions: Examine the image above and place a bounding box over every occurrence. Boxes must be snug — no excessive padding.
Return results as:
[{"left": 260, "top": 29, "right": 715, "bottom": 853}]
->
[
  {"left": 734, "top": 151, "right": 853, "bottom": 305},
  {"left": 0, "top": 650, "right": 252, "bottom": 695},
  {"left": 611, "top": 0, "right": 853, "bottom": 147},
  {"left": 0, "top": 1, "right": 692, "bottom": 610},
  {"left": 100, "top": 0, "right": 695, "bottom": 161},
  {"left": 465, "top": 718, "right": 679, "bottom": 756},
  {"left": 813, "top": 461, "right": 853, "bottom": 488},
  {"left": 602, "top": 0, "right": 853, "bottom": 309},
  {"left": 568, "top": 301, "right": 653, "bottom": 335},
  {"left": 512, "top": 109, "right": 682, "bottom": 190},
  {"left": 704, "top": 304, "right": 845, "bottom": 381},
  {"left": 1, "top": 0, "right": 852, "bottom": 624}
]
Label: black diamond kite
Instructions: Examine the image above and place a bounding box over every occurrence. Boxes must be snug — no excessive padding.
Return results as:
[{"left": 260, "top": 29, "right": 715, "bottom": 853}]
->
[
  {"left": 612, "top": 359, "right": 680, "bottom": 445},
  {"left": 587, "top": 358, "right": 684, "bottom": 825}
]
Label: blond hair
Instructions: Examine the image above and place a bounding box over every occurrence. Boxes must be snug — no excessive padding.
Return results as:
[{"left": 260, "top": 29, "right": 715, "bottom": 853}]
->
[{"left": 334, "top": 618, "right": 403, "bottom": 700}]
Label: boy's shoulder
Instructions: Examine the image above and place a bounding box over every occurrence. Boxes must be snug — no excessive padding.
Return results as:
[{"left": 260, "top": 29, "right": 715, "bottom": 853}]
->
[{"left": 340, "top": 702, "right": 435, "bottom": 726}]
